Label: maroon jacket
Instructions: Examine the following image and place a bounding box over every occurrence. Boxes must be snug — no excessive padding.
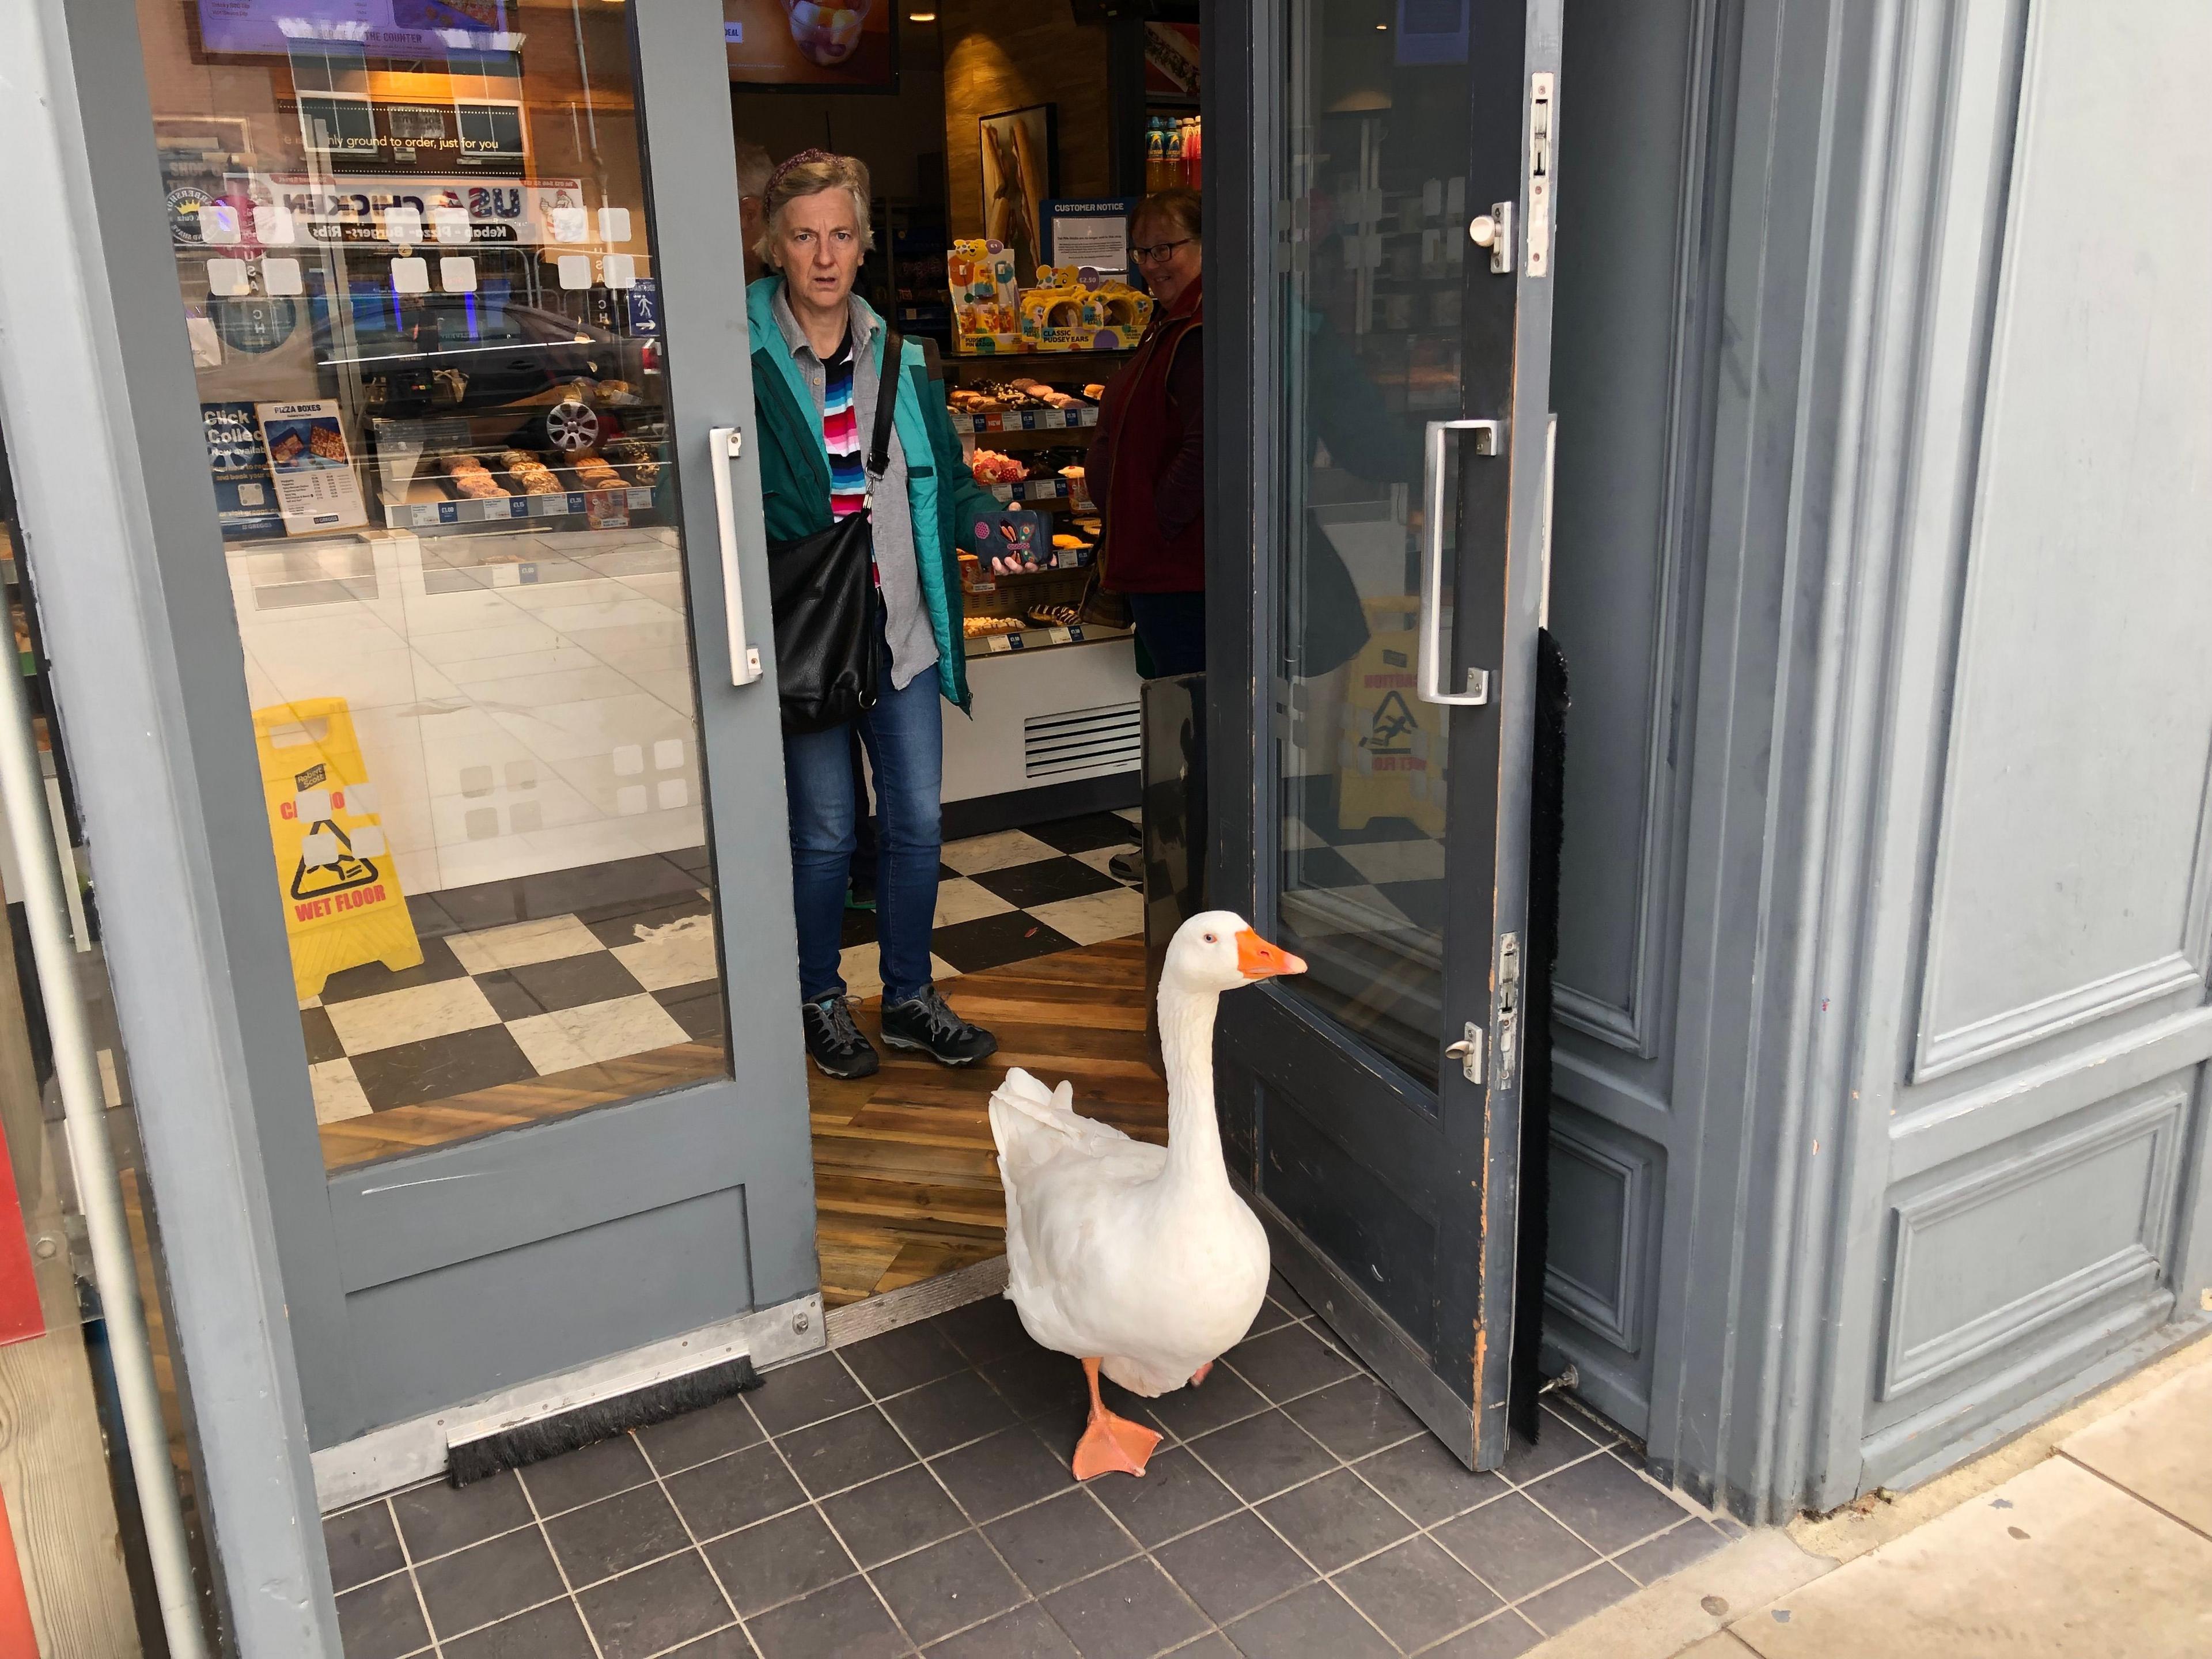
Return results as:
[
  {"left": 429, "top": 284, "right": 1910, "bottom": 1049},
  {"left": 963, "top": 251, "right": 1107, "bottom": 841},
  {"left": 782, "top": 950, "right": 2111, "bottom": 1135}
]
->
[{"left": 1087, "top": 278, "right": 1204, "bottom": 593}]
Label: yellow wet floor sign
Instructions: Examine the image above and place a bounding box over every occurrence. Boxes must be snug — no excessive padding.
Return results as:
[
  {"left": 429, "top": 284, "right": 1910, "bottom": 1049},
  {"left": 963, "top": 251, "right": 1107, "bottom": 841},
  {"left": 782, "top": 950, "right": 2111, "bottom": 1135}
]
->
[
  {"left": 1339, "top": 597, "right": 1445, "bottom": 838},
  {"left": 253, "top": 698, "right": 423, "bottom": 1000}
]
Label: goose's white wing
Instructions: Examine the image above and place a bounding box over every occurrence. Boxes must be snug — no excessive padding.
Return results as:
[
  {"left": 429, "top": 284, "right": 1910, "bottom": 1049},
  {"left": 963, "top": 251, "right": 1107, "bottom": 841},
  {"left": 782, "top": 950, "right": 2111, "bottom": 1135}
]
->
[{"left": 990, "top": 1067, "right": 1166, "bottom": 1361}]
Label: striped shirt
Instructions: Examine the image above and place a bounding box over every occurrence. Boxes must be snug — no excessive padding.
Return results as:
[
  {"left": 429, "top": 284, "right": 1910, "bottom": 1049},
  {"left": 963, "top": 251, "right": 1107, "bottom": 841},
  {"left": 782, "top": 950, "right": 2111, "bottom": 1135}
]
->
[{"left": 823, "top": 328, "right": 866, "bottom": 518}]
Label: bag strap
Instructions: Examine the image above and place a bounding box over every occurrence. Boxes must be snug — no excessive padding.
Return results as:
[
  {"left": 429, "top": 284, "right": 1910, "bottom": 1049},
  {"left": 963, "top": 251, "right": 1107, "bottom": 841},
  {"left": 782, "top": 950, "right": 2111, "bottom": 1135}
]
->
[{"left": 865, "top": 328, "right": 903, "bottom": 483}]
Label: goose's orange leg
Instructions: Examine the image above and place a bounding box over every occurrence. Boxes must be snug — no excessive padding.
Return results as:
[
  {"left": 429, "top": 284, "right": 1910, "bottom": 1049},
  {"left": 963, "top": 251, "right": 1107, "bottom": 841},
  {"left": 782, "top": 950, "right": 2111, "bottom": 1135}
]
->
[
  {"left": 1190, "top": 1361, "right": 1213, "bottom": 1387},
  {"left": 1071, "top": 1358, "right": 1161, "bottom": 1480}
]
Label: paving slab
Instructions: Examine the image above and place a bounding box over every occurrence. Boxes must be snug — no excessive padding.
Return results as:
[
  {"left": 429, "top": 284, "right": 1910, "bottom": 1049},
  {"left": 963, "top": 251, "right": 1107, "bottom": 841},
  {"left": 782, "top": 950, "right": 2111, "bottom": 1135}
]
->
[
  {"left": 1734, "top": 1457, "right": 2212, "bottom": 1658},
  {"left": 2060, "top": 1357, "right": 2212, "bottom": 1536}
]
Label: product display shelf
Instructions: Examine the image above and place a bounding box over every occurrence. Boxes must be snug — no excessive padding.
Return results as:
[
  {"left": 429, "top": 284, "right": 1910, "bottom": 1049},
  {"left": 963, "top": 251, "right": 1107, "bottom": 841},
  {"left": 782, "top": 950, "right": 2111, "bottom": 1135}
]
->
[
  {"left": 949, "top": 406, "right": 1100, "bottom": 435},
  {"left": 985, "top": 478, "right": 1096, "bottom": 509},
  {"left": 945, "top": 347, "right": 1133, "bottom": 368},
  {"left": 963, "top": 619, "right": 1130, "bottom": 659}
]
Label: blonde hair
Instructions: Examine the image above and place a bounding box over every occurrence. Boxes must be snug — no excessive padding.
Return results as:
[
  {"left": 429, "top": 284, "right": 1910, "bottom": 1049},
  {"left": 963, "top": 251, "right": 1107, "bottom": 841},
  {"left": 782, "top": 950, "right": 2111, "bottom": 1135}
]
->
[
  {"left": 1134, "top": 187, "right": 1203, "bottom": 245},
  {"left": 754, "top": 150, "right": 876, "bottom": 269}
]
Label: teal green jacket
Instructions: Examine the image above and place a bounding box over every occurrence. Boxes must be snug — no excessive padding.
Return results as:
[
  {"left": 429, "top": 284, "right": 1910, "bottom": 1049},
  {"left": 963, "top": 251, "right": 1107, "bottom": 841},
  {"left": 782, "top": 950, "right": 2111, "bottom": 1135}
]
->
[{"left": 745, "top": 276, "right": 994, "bottom": 711}]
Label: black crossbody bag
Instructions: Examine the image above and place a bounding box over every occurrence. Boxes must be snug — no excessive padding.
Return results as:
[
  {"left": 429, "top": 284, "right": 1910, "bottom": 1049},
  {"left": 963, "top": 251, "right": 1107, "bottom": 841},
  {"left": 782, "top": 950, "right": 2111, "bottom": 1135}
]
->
[{"left": 768, "top": 329, "right": 903, "bottom": 735}]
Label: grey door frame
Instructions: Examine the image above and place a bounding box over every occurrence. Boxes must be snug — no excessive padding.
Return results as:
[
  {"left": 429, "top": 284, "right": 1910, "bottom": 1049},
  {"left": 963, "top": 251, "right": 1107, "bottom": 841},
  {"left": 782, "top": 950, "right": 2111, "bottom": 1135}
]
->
[
  {"left": 0, "top": 2, "right": 815, "bottom": 1643},
  {"left": 1205, "top": 0, "right": 1561, "bottom": 1469}
]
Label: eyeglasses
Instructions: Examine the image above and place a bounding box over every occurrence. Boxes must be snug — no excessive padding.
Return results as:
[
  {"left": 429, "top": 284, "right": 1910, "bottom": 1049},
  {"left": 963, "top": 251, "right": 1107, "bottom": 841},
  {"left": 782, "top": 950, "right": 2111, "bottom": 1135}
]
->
[{"left": 1131, "top": 238, "right": 1194, "bottom": 265}]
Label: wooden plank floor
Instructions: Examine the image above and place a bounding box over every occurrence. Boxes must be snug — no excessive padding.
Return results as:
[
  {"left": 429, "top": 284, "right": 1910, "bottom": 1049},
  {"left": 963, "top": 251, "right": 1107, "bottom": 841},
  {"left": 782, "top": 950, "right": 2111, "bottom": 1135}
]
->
[{"left": 811, "top": 937, "right": 1166, "bottom": 1307}]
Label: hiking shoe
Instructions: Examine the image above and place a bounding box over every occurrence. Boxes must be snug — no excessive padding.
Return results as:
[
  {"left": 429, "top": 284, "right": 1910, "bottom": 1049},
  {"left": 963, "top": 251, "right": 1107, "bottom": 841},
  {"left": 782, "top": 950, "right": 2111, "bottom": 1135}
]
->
[
  {"left": 801, "top": 995, "right": 878, "bottom": 1079},
  {"left": 880, "top": 984, "right": 999, "bottom": 1067},
  {"left": 1108, "top": 849, "right": 1143, "bottom": 885}
]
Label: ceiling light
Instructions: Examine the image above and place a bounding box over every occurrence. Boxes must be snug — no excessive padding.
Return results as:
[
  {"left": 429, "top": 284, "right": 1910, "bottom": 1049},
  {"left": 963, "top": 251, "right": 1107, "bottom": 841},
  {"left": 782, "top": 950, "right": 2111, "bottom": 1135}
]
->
[{"left": 909, "top": 9, "right": 937, "bottom": 18}]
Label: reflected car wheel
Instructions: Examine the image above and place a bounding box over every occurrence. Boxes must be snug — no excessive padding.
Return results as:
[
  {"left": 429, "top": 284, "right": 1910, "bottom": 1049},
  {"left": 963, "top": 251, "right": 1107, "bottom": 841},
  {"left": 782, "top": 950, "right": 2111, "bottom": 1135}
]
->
[{"left": 541, "top": 397, "right": 601, "bottom": 454}]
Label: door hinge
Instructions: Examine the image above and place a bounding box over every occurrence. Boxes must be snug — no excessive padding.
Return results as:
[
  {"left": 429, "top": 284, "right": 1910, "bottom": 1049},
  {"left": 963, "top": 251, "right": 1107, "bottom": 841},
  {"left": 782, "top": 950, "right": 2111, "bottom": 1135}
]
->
[
  {"left": 1527, "top": 72, "right": 1554, "bottom": 277},
  {"left": 1446, "top": 1022, "right": 1483, "bottom": 1084},
  {"left": 1495, "top": 933, "right": 1521, "bottom": 1088}
]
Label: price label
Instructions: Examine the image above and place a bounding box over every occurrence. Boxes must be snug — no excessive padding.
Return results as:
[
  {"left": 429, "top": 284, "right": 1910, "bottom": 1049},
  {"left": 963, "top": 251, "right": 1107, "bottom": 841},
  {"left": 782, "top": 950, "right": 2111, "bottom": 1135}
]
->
[
  {"left": 985, "top": 634, "right": 1013, "bottom": 653},
  {"left": 1047, "top": 626, "right": 1073, "bottom": 645}
]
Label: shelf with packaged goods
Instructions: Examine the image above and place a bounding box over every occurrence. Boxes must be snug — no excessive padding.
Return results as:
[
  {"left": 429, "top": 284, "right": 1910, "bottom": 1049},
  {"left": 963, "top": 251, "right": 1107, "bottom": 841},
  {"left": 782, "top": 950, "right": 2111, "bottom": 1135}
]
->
[
  {"left": 947, "top": 405, "right": 1100, "bottom": 435},
  {"left": 946, "top": 347, "right": 1133, "bottom": 369},
  {"left": 982, "top": 479, "right": 1096, "bottom": 510},
  {"left": 962, "top": 620, "right": 1130, "bottom": 660}
]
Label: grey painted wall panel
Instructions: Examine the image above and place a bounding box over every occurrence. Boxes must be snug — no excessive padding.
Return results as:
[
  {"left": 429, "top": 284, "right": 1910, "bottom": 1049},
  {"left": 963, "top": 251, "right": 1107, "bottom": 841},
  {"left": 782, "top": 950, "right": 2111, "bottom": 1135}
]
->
[
  {"left": 1915, "top": 1, "right": 2212, "bottom": 1078},
  {"left": 1550, "top": 0, "right": 1700, "bottom": 1042}
]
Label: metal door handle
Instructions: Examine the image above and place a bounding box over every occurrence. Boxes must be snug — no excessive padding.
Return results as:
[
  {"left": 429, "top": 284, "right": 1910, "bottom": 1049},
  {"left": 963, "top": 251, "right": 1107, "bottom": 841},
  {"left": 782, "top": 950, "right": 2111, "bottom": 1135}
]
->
[
  {"left": 709, "top": 425, "right": 764, "bottom": 686},
  {"left": 1419, "top": 418, "right": 1501, "bottom": 706}
]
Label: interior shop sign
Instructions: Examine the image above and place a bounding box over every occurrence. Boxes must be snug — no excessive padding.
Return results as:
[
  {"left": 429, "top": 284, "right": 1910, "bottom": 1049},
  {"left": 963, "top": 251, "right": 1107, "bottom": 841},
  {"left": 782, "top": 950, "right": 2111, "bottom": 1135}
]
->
[{"left": 224, "top": 174, "right": 585, "bottom": 246}]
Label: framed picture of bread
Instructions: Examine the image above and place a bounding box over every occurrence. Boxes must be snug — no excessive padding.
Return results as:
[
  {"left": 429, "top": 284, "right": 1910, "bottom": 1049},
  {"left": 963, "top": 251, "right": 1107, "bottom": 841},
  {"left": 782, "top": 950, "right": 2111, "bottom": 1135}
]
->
[{"left": 979, "top": 104, "right": 1058, "bottom": 286}]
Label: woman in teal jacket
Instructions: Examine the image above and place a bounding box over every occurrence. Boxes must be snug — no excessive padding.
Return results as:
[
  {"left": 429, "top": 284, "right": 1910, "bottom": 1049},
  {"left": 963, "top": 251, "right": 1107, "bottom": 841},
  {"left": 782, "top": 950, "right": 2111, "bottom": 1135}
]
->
[{"left": 747, "top": 150, "right": 1002, "bottom": 1080}]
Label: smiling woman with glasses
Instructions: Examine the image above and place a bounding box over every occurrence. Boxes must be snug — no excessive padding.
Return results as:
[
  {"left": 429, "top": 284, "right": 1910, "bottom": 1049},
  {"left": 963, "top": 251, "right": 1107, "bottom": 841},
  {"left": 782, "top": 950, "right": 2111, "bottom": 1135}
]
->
[{"left": 1088, "top": 188, "right": 1207, "bottom": 679}]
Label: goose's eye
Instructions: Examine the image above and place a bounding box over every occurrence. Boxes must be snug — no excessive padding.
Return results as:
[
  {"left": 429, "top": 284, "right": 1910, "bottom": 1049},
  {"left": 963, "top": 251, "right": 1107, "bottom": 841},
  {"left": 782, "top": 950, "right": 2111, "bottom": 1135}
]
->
[{"left": 1203, "top": 932, "right": 1218, "bottom": 944}]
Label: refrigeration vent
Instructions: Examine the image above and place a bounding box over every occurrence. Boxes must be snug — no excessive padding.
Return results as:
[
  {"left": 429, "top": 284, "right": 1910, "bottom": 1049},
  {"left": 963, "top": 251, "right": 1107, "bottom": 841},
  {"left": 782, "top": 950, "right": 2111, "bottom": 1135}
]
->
[{"left": 1024, "top": 701, "right": 1141, "bottom": 781}]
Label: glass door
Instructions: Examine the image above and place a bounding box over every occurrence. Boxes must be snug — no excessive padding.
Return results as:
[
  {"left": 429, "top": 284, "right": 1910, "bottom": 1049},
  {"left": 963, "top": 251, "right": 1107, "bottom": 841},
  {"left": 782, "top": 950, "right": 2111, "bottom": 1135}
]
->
[
  {"left": 1217, "top": 0, "right": 1559, "bottom": 1468},
  {"left": 122, "top": 0, "right": 816, "bottom": 1440}
]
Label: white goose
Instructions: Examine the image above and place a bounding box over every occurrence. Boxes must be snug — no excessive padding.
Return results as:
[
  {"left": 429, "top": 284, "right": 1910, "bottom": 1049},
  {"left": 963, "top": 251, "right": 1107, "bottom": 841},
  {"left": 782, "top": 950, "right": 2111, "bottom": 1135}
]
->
[{"left": 988, "top": 911, "right": 1305, "bottom": 1479}]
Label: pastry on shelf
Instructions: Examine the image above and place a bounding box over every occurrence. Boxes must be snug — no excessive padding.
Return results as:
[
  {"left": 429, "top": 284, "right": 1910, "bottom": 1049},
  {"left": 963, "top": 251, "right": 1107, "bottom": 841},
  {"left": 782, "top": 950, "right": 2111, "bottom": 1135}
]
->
[
  {"left": 962, "top": 613, "right": 1023, "bottom": 637},
  {"left": 1026, "top": 603, "right": 1082, "bottom": 628}
]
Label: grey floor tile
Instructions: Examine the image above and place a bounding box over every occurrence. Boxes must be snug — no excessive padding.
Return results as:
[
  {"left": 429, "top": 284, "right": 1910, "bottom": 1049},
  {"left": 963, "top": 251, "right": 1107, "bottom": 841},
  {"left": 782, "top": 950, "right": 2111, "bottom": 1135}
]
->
[
  {"left": 666, "top": 1442, "right": 808, "bottom": 1540},
  {"left": 336, "top": 1571, "right": 431, "bottom": 1659},
  {"left": 843, "top": 1323, "right": 970, "bottom": 1399},
  {"left": 882, "top": 1370, "right": 1020, "bottom": 1458},
  {"left": 982, "top": 1488, "right": 1138, "bottom": 1595},
  {"left": 1089, "top": 1447, "right": 1240, "bottom": 1547},
  {"left": 439, "top": 1597, "right": 597, "bottom": 1659},
  {"left": 1265, "top": 1272, "right": 1312, "bottom": 1319},
  {"left": 1221, "top": 1580, "right": 1392, "bottom": 1659},
  {"left": 324, "top": 1501, "right": 404, "bottom": 1593},
  {"left": 868, "top": 1531, "right": 1027, "bottom": 1647},
  {"left": 519, "top": 1434, "right": 658, "bottom": 1517},
  {"left": 1516, "top": 1562, "right": 1636, "bottom": 1635},
  {"left": 1331, "top": 1535, "right": 1499, "bottom": 1651},
  {"left": 1221, "top": 1327, "right": 1357, "bottom": 1404},
  {"left": 1163, "top": 1638, "right": 1238, "bottom": 1658},
  {"left": 779, "top": 1405, "right": 916, "bottom": 1498},
  {"left": 750, "top": 1354, "right": 871, "bottom": 1435},
  {"left": 576, "top": 1551, "right": 734, "bottom": 1659},
  {"left": 925, "top": 1600, "right": 1080, "bottom": 1657},
  {"left": 1431, "top": 1493, "right": 1599, "bottom": 1602},
  {"left": 1238, "top": 1298, "right": 1297, "bottom": 1341},
  {"left": 745, "top": 1574, "right": 912, "bottom": 1659},
  {"left": 1497, "top": 1408, "right": 1601, "bottom": 1488},
  {"left": 1422, "top": 1608, "right": 1544, "bottom": 1658},
  {"left": 1152, "top": 1512, "right": 1313, "bottom": 1625},
  {"left": 391, "top": 1472, "right": 535, "bottom": 1562},
  {"left": 1351, "top": 1435, "right": 1510, "bottom": 1527},
  {"left": 660, "top": 1627, "right": 757, "bottom": 1658},
  {"left": 934, "top": 1299, "right": 1033, "bottom": 1366},
  {"left": 414, "top": 1527, "right": 567, "bottom": 1641},
  {"left": 979, "top": 1344, "right": 1093, "bottom": 1423},
  {"left": 1041, "top": 1556, "right": 1210, "bottom": 1659},
  {"left": 1184, "top": 1410, "right": 1336, "bottom": 1503},
  {"left": 1139, "top": 1369, "right": 1268, "bottom": 1444},
  {"left": 543, "top": 1483, "right": 694, "bottom": 1588},
  {"left": 1615, "top": 1518, "right": 1727, "bottom": 1585},
  {"left": 703, "top": 1506, "right": 857, "bottom": 1616},
  {"left": 638, "top": 1394, "right": 766, "bottom": 1476},
  {"left": 1257, "top": 1469, "right": 1415, "bottom": 1573},
  {"left": 1518, "top": 1451, "right": 1692, "bottom": 1556},
  {"left": 821, "top": 1465, "right": 969, "bottom": 1569},
  {"left": 1281, "top": 1378, "right": 1425, "bottom": 1463},
  {"left": 931, "top": 1424, "right": 1082, "bottom": 1521}
]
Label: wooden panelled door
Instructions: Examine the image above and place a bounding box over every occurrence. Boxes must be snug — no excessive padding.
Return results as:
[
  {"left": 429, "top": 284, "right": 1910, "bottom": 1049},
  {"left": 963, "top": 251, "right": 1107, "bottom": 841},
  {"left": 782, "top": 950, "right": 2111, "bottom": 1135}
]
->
[{"left": 1213, "top": 0, "right": 1560, "bottom": 1468}]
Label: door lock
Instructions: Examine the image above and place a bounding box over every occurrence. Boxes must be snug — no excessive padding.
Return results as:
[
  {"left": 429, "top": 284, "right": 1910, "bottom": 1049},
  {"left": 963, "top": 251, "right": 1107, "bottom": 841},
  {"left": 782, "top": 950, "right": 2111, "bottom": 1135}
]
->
[
  {"left": 1446, "top": 1023, "right": 1484, "bottom": 1084},
  {"left": 1468, "top": 202, "right": 1514, "bottom": 274},
  {"left": 1495, "top": 933, "right": 1522, "bottom": 1088}
]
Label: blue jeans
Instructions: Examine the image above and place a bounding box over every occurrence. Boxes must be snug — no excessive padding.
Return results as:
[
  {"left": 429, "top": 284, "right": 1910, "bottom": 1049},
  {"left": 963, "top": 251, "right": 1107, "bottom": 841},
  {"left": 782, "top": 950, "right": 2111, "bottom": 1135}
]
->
[{"left": 785, "top": 661, "right": 943, "bottom": 1003}]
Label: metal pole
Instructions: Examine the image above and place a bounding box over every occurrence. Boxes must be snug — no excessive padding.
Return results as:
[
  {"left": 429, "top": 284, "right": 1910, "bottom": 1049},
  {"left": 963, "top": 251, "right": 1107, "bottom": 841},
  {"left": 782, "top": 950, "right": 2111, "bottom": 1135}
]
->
[{"left": 0, "top": 642, "right": 210, "bottom": 1657}]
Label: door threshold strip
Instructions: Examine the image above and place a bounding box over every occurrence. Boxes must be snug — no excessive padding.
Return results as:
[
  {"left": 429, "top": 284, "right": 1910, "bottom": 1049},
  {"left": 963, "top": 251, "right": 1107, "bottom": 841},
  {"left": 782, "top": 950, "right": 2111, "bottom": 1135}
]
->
[{"left": 825, "top": 1252, "right": 1010, "bottom": 1350}]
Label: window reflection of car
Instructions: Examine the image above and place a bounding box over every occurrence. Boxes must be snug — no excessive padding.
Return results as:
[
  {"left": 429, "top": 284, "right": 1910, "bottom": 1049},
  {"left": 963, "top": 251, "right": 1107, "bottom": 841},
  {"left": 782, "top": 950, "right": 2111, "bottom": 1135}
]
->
[{"left": 312, "top": 292, "right": 653, "bottom": 444}]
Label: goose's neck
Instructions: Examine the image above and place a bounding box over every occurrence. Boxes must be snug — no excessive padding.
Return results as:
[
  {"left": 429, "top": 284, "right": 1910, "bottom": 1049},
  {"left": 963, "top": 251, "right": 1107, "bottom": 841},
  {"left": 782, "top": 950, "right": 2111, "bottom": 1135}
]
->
[{"left": 1158, "top": 983, "right": 1228, "bottom": 1191}]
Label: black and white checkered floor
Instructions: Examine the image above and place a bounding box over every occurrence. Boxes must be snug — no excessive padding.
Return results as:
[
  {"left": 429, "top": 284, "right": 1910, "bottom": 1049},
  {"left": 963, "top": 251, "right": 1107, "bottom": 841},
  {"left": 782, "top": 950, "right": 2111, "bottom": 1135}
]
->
[{"left": 302, "top": 810, "right": 1142, "bottom": 1123}]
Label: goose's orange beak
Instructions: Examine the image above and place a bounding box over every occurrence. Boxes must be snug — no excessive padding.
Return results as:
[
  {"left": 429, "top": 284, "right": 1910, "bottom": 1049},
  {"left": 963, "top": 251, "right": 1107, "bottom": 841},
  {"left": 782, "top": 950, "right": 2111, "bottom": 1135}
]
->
[{"left": 1236, "top": 930, "right": 1307, "bottom": 980}]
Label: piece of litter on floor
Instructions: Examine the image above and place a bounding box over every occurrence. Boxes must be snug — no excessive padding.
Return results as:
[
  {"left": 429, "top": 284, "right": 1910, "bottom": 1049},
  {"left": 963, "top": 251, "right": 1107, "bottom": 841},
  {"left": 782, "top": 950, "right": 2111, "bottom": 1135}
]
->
[
  {"left": 1700, "top": 1596, "right": 1729, "bottom": 1616},
  {"left": 2009, "top": 1526, "right": 2030, "bottom": 1540},
  {"left": 1772, "top": 1610, "right": 1792, "bottom": 1623},
  {"left": 1991, "top": 1497, "right": 2014, "bottom": 1509}
]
